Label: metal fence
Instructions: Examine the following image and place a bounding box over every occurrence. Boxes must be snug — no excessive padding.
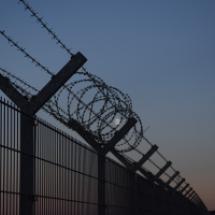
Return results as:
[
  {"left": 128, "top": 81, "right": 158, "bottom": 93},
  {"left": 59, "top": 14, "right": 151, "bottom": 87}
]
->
[{"left": 0, "top": 97, "right": 208, "bottom": 215}]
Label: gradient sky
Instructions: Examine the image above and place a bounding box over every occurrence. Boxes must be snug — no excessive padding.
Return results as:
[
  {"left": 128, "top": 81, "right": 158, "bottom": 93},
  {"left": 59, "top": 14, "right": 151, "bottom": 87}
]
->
[{"left": 1, "top": 0, "right": 215, "bottom": 210}]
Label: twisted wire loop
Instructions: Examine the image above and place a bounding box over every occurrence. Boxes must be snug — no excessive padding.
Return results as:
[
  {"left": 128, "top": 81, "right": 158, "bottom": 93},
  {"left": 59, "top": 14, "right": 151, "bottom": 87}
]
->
[{"left": 46, "top": 71, "right": 143, "bottom": 152}]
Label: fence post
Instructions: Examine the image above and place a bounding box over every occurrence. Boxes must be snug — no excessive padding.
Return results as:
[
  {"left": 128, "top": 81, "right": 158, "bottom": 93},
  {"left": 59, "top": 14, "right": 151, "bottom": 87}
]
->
[
  {"left": 130, "top": 172, "right": 137, "bottom": 215},
  {"left": 98, "top": 152, "right": 106, "bottom": 215},
  {"left": 68, "top": 118, "right": 137, "bottom": 215},
  {"left": 20, "top": 114, "right": 35, "bottom": 215}
]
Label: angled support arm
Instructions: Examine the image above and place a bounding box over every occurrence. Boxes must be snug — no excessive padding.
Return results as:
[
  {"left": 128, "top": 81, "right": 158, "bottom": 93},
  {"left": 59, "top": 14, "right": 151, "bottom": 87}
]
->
[
  {"left": 138, "top": 167, "right": 157, "bottom": 181},
  {"left": 0, "top": 74, "right": 29, "bottom": 109},
  {"left": 184, "top": 187, "right": 193, "bottom": 197},
  {"left": 110, "top": 149, "right": 165, "bottom": 187},
  {"left": 68, "top": 119, "right": 100, "bottom": 152},
  {"left": 103, "top": 117, "right": 137, "bottom": 154},
  {"left": 188, "top": 190, "right": 195, "bottom": 199},
  {"left": 190, "top": 194, "right": 196, "bottom": 202},
  {"left": 180, "top": 183, "right": 189, "bottom": 194},
  {"left": 68, "top": 113, "right": 137, "bottom": 155},
  {"left": 111, "top": 150, "right": 134, "bottom": 169},
  {"left": 30, "top": 52, "right": 87, "bottom": 114},
  {"left": 154, "top": 161, "right": 172, "bottom": 179},
  {"left": 174, "top": 177, "right": 185, "bottom": 190},
  {"left": 166, "top": 171, "right": 179, "bottom": 185},
  {"left": 132, "top": 144, "right": 158, "bottom": 172}
]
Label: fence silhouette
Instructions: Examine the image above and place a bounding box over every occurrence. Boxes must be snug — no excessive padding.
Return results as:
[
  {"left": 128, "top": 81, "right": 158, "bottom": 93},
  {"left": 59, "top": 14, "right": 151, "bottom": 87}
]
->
[
  {"left": 0, "top": 1, "right": 210, "bottom": 214},
  {"left": 0, "top": 97, "right": 209, "bottom": 215}
]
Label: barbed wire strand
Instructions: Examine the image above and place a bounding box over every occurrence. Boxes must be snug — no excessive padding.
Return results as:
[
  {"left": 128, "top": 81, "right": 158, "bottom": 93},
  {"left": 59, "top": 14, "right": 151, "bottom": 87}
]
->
[
  {"left": 18, "top": 0, "right": 73, "bottom": 56},
  {"left": 0, "top": 31, "right": 53, "bottom": 76},
  {"left": 17, "top": 0, "right": 134, "bottom": 113}
]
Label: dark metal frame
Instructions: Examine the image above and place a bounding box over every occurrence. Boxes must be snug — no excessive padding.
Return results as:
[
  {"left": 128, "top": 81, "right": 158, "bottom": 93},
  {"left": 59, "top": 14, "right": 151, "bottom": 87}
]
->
[{"left": 0, "top": 97, "right": 209, "bottom": 215}]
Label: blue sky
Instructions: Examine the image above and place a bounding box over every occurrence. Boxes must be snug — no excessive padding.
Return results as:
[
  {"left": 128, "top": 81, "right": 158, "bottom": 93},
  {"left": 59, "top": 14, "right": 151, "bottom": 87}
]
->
[{"left": 1, "top": 0, "right": 215, "bottom": 209}]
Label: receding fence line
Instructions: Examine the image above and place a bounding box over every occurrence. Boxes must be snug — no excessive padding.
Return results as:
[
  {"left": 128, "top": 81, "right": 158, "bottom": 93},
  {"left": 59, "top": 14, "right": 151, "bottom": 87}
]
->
[{"left": 0, "top": 97, "right": 208, "bottom": 215}]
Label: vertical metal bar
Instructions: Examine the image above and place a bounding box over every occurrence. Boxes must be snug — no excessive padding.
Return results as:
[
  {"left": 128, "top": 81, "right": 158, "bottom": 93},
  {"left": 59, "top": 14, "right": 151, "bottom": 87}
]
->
[
  {"left": 11, "top": 102, "right": 13, "bottom": 214},
  {"left": 54, "top": 126, "right": 58, "bottom": 215},
  {"left": 74, "top": 139, "right": 77, "bottom": 214},
  {"left": 82, "top": 147, "right": 86, "bottom": 215},
  {"left": 36, "top": 121, "right": 40, "bottom": 215},
  {"left": 20, "top": 114, "right": 35, "bottom": 215},
  {"left": 45, "top": 125, "right": 48, "bottom": 215},
  {"left": 78, "top": 143, "right": 81, "bottom": 214},
  {"left": 0, "top": 100, "right": 2, "bottom": 215},
  {"left": 3, "top": 98, "right": 6, "bottom": 215},
  {"left": 38, "top": 122, "right": 41, "bottom": 215},
  {"left": 130, "top": 172, "right": 136, "bottom": 215},
  {"left": 11, "top": 107, "right": 14, "bottom": 215},
  {"left": 56, "top": 126, "right": 59, "bottom": 215},
  {"left": 98, "top": 153, "right": 105, "bottom": 215},
  {"left": 6, "top": 99, "right": 9, "bottom": 215},
  {"left": 16, "top": 103, "right": 20, "bottom": 215}
]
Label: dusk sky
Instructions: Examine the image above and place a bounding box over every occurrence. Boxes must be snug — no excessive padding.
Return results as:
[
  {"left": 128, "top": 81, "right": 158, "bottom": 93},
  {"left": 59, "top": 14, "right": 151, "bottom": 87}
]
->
[{"left": 1, "top": 0, "right": 215, "bottom": 210}]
